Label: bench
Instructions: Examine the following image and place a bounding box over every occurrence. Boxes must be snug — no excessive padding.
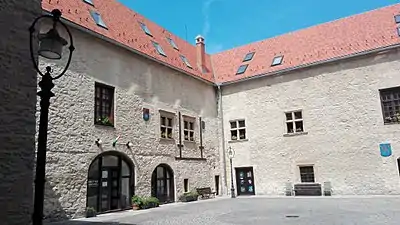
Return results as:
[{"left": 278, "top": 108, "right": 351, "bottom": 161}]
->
[
  {"left": 293, "top": 183, "right": 322, "bottom": 196},
  {"left": 196, "top": 187, "right": 216, "bottom": 199}
]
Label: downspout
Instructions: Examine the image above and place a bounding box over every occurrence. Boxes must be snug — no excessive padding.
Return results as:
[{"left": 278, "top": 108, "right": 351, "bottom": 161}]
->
[
  {"left": 217, "top": 85, "right": 228, "bottom": 194},
  {"left": 177, "top": 112, "right": 183, "bottom": 158}
]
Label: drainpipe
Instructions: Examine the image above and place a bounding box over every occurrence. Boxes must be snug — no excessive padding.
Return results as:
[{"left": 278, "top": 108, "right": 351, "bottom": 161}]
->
[
  {"left": 217, "top": 85, "right": 228, "bottom": 195},
  {"left": 177, "top": 111, "right": 183, "bottom": 158},
  {"left": 199, "top": 117, "right": 204, "bottom": 158}
]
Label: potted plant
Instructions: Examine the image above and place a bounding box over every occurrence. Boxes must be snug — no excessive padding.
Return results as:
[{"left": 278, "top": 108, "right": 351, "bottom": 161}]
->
[
  {"left": 231, "top": 135, "right": 237, "bottom": 140},
  {"left": 131, "top": 195, "right": 141, "bottom": 210},
  {"left": 85, "top": 207, "right": 97, "bottom": 218},
  {"left": 179, "top": 190, "right": 199, "bottom": 202},
  {"left": 147, "top": 197, "right": 160, "bottom": 208}
]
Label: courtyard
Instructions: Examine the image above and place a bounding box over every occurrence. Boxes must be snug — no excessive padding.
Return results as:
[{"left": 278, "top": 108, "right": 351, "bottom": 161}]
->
[{"left": 49, "top": 196, "right": 400, "bottom": 225}]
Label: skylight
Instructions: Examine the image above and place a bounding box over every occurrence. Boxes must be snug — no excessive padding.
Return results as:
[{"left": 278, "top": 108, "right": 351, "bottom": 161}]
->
[
  {"left": 167, "top": 37, "right": 179, "bottom": 50},
  {"left": 395, "top": 15, "right": 400, "bottom": 24},
  {"left": 90, "top": 10, "right": 107, "bottom": 29},
  {"left": 243, "top": 52, "right": 255, "bottom": 62},
  {"left": 180, "top": 55, "right": 192, "bottom": 68},
  {"left": 152, "top": 41, "right": 166, "bottom": 56},
  {"left": 83, "top": 0, "right": 94, "bottom": 5},
  {"left": 140, "top": 22, "right": 152, "bottom": 36},
  {"left": 397, "top": 27, "right": 400, "bottom": 37},
  {"left": 271, "top": 56, "right": 284, "bottom": 66},
  {"left": 236, "top": 64, "right": 248, "bottom": 75}
]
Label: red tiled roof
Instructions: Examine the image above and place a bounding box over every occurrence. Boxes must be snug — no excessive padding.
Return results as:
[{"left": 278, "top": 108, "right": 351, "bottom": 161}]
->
[
  {"left": 42, "top": 1, "right": 400, "bottom": 85},
  {"left": 42, "top": 0, "right": 215, "bottom": 82},
  {"left": 212, "top": 3, "right": 400, "bottom": 84}
]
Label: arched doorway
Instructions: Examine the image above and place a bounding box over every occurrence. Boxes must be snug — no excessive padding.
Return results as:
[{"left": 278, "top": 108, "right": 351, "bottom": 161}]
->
[
  {"left": 86, "top": 151, "right": 134, "bottom": 213},
  {"left": 151, "top": 164, "right": 174, "bottom": 204}
]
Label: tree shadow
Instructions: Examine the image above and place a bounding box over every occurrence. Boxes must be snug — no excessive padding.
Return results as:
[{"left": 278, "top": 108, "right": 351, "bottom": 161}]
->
[{"left": 47, "top": 221, "right": 137, "bottom": 225}]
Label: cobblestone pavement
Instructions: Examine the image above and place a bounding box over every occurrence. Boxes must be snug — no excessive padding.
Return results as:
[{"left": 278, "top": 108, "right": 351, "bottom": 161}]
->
[{"left": 51, "top": 196, "right": 400, "bottom": 225}]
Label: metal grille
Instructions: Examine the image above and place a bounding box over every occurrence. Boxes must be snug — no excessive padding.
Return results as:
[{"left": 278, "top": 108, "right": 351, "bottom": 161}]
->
[
  {"left": 380, "top": 87, "right": 400, "bottom": 124},
  {"left": 299, "top": 166, "right": 315, "bottom": 183}
]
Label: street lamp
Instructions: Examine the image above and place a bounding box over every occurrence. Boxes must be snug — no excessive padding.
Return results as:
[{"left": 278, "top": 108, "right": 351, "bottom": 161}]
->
[
  {"left": 29, "top": 9, "right": 75, "bottom": 225},
  {"left": 228, "top": 146, "right": 236, "bottom": 198}
]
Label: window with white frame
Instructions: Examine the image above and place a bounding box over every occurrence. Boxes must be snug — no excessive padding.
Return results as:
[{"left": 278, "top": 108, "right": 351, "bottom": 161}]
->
[
  {"left": 285, "top": 111, "right": 304, "bottom": 133},
  {"left": 230, "top": 120, "right": 246, "bottom": 140},
  {"left": 160, "top": 114, "right": 174, "bottom": 139},
  {"left": 299, "top": 166, "right": 315, "bottom": 183},
  {"left": 183, "top": 118, "right": 195, "bottom": 142}
]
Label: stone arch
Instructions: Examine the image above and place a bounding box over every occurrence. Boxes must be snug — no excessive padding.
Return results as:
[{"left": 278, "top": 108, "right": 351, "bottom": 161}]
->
[
  {"left": 151, "top": 163, "right": 175, "bottom": 204},
  {"left": 86, "top": 151, "right": 135, "bottom": 213}
]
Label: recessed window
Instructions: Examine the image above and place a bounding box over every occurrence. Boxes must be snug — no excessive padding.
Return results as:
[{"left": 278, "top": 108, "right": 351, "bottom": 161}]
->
[
  {"left": 152, "top": 41, "right": 166, "bottom": 56},
  {"left": 236, "top": 64, "right": 248, "bottom": 75},
  {"left": 160, "top": 114, "right": 174, "bottom": 139},
  {"left": 230, "top": 120, "right": 246, "bottom": 140},
  {"left": 83, "top": 0, "right": 94, "bottom": 5},
  {"left": 89, "top": 10, "right": 107, "bottom": 29},
  {"left": 167, "top": 37, "right": 179, "bottom": 50},
  {"left": 272, "top": 56, "right": 284, "bottom": 66},
  {"left": 285, "top": 111, "right": 304, "bottom": 134},
  {"left": 380, "top": 86, "right": 400, "bottom": 124},
  {"left": 184, "top": 179, "right": 189, "bottom": 192},
  {"left": 183, "top": 118, "right": 195, "bottom": 142},
  {"left": 94, "top": 83, "right": 114, "bottom": 126},
  {"left": 299, "top": 166, "right": 315, "bottom": 183},
  {"left": 180, "top": 55, "right": 192, "bottom": 68},
  {"left": 395, "top": 15, "right": 400, "bottom": 24},
  {"left": 139, "top": 22, "right": 152, "bottom": 36},
  {"left": 243, "top": 52, "right": 255, "bottom": 62}
]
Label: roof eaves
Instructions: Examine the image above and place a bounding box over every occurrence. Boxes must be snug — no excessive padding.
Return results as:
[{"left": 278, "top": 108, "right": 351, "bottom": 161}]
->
[
  {"left": 43, "top": 9, "right": 214, "bottom": 86},
  {"left": 219, "top": 43, "right": 400, "bottom": 86}
]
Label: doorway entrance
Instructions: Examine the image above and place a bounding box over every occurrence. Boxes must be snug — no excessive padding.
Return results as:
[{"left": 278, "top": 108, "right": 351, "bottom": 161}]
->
[
  {"left": 235, "top": 167, "right": 255, "bottom": 196},
  {"left": 215, "top": 175, "right": 220, "bottom": 195},
  {"left": 151, "top": 164, "right": 174, "bottom": 204},
  {"left": 87, "top": 152, "right": 134, "bottom": 213}
]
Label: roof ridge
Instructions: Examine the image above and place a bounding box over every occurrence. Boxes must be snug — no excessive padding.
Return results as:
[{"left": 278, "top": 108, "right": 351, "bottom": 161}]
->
[{"left": 211, "top": 2, "right": 400, "bottom": 55}]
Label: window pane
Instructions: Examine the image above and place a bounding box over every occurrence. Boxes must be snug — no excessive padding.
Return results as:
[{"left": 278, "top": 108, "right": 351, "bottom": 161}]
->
[
  {"left": 294, "top": 111, "right": 302, "bottom": 119},
  {"left": 189, "top": 122, "right": 194, "bottom": 130},
  {"left": 285, "top": 113, "right": 293, "bottom": 121},
  {"left": 230, "top": 121, "right": 237, "bottom": 129},
  {"left": 121, "top": 160, "right": 130, "bottom": 176},
  {"left": 157, "top": 167, "right": 164, "bottom": 178},
  {"left": 168, "top": 118, "right": 172, "bottom": 127},
  {"left": 102, "top": 155, "right": 118, "bottom": 167},
  {"left": 160, "top": 127, "right": 166, "bottom": 138},
  {"left": 120, "top": 178, "right": 130, "bottom": 209},
  {"left": 167, "top": 128, "right": 173, "bottom": 139},
  {"left": 184, "top": 121, "right": 188, "bottom": 129},
  {"left": 189, "top": 131, "right": 194, "bottom": 141},
  {"left": 184, "top": 130, "right": 189, "bottom": 141},
  {"left": 238, "top": 120, "right": 245, "bottom": 128},
  {"left": 295, "top": 121, "right": 304, "bottom": 132},
  {"left": 286, "top": 122, "right": 294, "bottom": 133},
  {"left": 239, "top": 129, "right": 246, "bottom": 139},
  {"left": 161, "top": 116, "right": 166, "bottom": 126},
  {"left": 231, "top": 130, "right": 238, "bottom": 140}
]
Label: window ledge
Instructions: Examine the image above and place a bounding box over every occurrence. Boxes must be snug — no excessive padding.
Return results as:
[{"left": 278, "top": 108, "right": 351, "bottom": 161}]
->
[
  {"left": 384, "top": 122, "right": 400, "bottom": 125},
  {"left": 175, "top": 157, "right": 206, "bottom": 161},
  {"left": 160, "top": 138, "right": 175, "bottom": 142},
  {"left": 228, "top": 139, "right": 249, "bottom": 143},
  {"left": 184, "top": 140, "right": 196, "bottom": 144},
  {"left": 94, "top": 123, "right": 115, "bottom": 129},
  {"left": 283, "top": 132, "right": 308, "bottom": 137}
]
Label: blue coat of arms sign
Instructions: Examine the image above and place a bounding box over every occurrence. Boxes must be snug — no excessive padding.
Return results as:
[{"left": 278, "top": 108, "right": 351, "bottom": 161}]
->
[{"left": 379, "top": 143, "right": 392, "bottom": 157}]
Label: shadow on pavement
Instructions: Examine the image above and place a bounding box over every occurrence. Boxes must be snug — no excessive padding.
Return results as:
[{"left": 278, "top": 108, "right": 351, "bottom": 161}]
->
[{"left": 47, "top": 221, "right": 136, "bottom": 225}]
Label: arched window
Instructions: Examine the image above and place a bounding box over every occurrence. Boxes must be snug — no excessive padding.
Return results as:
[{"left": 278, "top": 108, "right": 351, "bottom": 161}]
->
[{"left": 87, "top": 152, "right": 134, "bottom": 213}]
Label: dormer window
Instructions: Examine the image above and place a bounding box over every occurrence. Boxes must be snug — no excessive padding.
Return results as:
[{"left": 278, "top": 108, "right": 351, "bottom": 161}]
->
[
  {"left": 271, "top": 56, "right": 284, "bottom": 66},
  {"left": 89, "top": 10, "right": 107, "bottom": 29},
  {"left": 236, "top": 64, "right": 248, "bottom": 75},
  {"left": 139, "top": 22, "right": 152, "bottom": 36},
  {"left": 243, "top": 52, "right": 255, "bottom": 62}
]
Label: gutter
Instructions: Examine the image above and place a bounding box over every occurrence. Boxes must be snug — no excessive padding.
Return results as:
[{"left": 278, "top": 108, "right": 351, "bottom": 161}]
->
[
  {"left": 217, "top": 85, "right": 228, "bottom": 194},
  {"left": 220, "top": 43, "right": 400, "bottom": 86},
  {"left": 44, "top": 10, "right": 215, "bottom": 86}
]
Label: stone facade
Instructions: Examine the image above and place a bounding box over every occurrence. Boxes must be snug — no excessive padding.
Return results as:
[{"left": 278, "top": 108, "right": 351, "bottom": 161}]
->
[
  {"left": 0, "top": 0, "right": 41, "bottom": 224},
  {"left": 39, "top": 25, "right": 223, "bottom": 221},
  {"left": 222, "top": 48, "right": 400, "bottom": 196}
]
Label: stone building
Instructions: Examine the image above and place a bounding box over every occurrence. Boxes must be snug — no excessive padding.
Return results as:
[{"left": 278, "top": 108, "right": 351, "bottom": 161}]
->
[
  {"left": 0, "top": 0, "right": 41, "bottom": 225},
  {"left": 40, "top": 0, "right": 400, "bottom": 220}
]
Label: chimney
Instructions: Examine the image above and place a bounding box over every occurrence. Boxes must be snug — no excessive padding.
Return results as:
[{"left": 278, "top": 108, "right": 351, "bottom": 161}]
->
[{"left": 195, "top": 35, "right": 206, "bottom": 71}]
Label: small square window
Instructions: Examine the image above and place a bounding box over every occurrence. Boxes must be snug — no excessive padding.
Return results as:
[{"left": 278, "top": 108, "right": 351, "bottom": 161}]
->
[
  {"left": 167, "top": 37, "right": 179, "bottom": 50},
  {"left": 243, "top": 52, "right": 255, "bottom": 62},
  {"left": 160, "top": 114, "right": 174, "bottom": 139},
  {"left": 90, "top": 10, "right": 107, "bottom": 29},
  {"left": 236, "top": 64, "right": 248, "bottom": 75},
  {"left": 272, "top": 56, "right": 283, "bottom": 66},
  {"left": 83, "top": 0, "right": 94, "bottom": 5},
  {"left": 395, "top": 15, "right": 400, "bottom": 24},
  {"left": 285, "top": 110, "right": 304, "bottom": 134},
  {"left": 230, "top": 120, "right": 247, "bottom": 140},
  {"left": 180, "top": 55, "right": 192, "bottom": 68},
  {"left": 152, "top": 42, "right": 166, "bottom": 57},
  {"left": 183, "top": 117, "right": 195, "bottom": 142},
  {"left": 139, "top": 22, "right": 152, "bottom": 36},
  {"left": 380, "top": 86, "right": 400, "bottom": 124}
]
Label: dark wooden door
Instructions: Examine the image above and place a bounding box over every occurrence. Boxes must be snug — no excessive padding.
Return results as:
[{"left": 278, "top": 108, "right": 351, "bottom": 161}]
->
[
  {"left": 235, "top": 167, "right": 255, "bottom": 196},
  {"left": 100, "top": 167, "right": 120, "bottom": 212}
]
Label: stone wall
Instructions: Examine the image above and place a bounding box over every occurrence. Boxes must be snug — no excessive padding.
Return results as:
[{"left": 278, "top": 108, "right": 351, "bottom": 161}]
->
[
  {"left": 0, "top": 0, "right": 41, "bottom": 224},
  {"left": 222, "top": 48, "right": 400, "bottom": 196},
  {"left": 38, "top": 25, "right": 222, "bottom": 220}
]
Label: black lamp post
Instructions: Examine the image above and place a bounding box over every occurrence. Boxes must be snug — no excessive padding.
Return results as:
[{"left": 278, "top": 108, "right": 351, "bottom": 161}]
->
[
  {"left": 29, "top": 9, "right": 74, "bottom": 225},
  {"left": 228, "top": 146, "right": 236, "bottom": 198}
]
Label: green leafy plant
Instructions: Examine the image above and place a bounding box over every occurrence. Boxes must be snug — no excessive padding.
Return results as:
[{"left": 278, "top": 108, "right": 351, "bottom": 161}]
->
[
  {"left": 97, "top": 116, "right": 113, "bottom": 126},
  {"left": 85, "top": 207, "right": 97, "bottom": 218},
  {"left": 179, "top": 190, "right": 199, "bottom": 202}
]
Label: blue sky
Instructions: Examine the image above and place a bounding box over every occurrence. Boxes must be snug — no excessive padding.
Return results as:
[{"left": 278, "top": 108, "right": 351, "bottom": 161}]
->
[{"left": 119, "top": 0, "right": 399, "bottom": 54}]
